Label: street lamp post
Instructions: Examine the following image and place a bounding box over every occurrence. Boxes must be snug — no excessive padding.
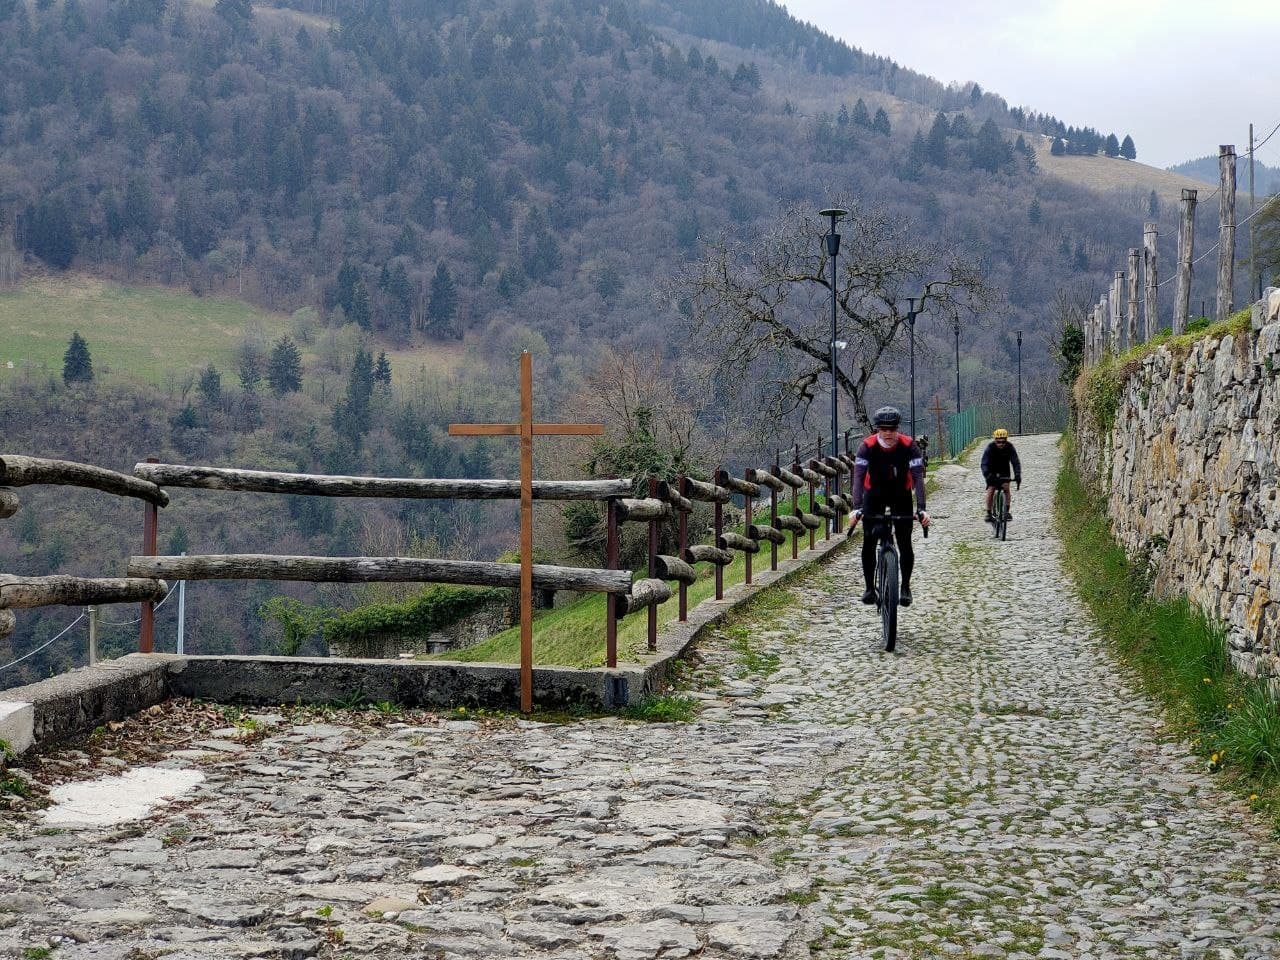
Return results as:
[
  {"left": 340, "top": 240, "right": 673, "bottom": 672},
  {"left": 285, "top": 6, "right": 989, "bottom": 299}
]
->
[
  {"left": 902, "top": 297, "right": 925, "bottom": 437},
  {"left": 820, "top": 207, "right": 848, "bottom": 456},
  {"left": 953, "top": 319, "right": 961, "bottom": 412},
  {"left": 1016, "top": 330, "right": 1023, "bottom": 435}
]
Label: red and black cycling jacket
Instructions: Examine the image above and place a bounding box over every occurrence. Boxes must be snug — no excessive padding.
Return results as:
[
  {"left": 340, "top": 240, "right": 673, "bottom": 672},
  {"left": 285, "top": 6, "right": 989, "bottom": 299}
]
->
[{"left": 851, "top": 433, "right": 927, "bottom": 511}]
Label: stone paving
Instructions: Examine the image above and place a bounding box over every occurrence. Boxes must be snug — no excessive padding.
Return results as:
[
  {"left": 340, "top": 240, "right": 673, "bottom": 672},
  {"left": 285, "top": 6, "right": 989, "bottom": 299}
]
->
[{"left": 3, "top": 433, "right": 1280, "bottom": 959}]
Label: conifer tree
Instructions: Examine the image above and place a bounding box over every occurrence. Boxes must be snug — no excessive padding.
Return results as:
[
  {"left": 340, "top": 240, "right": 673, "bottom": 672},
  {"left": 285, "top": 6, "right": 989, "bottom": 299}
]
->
[
  {"left": 266, "top": 336, "right": 303, "bottom": 395},
  {"left": 1120, "top": 134, "right": 1136, "bottom": 160},
  {"left": 374, "top": 351, "right": 392, "bottom": 386},
  {"left": 198, "top": 364, "right": 222, "bottom": 405},
  {"left": 851, "top": 98, "right": 870, "bottom": 128},
  {"left": 428, "top": 262, "right": 457, "bottom": 335},
  {"left": 62, "top": 331, "right": 93, "bottom": 384},
  {"left": 872, "top": 108, "right": 891, "bottom": 136}
]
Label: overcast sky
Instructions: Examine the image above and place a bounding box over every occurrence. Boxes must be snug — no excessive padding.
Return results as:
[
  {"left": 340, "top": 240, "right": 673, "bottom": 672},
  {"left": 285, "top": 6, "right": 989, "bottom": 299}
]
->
[{"left": 779, "top": 1, "right": 1280, "bottom": 170}]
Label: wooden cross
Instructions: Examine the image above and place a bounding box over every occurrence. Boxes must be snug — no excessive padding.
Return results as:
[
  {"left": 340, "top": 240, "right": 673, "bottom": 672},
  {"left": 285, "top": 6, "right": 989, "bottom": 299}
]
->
[
  {"left": 449, "top": 352, "right": 603, "bottom": 713},
  {"left": 928, "top": 395, "right": 948, "bottom": 459}
]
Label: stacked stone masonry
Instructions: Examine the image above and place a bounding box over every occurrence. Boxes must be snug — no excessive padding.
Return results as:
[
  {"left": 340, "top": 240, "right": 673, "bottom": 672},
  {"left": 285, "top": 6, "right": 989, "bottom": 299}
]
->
[{"left": 1076, "top": 288, "right": 1280, "bottom": 678}]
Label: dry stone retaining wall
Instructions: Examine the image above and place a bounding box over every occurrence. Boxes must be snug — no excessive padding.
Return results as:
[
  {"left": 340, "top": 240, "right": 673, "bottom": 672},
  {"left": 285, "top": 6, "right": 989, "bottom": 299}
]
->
[{"left": 1076, "top": 289, "right": 1280, "bottom": 679}]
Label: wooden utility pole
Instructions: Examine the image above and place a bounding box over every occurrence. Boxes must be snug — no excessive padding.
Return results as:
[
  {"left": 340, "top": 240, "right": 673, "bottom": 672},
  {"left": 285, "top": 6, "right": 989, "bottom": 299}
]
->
[
  {"left": 1143, "top": 221, "right": 1159, "bottom": 340},
  {"left": 1127, "top": 250, "right": 1141, "bottom": 346},
  {"left": 1099, "top": 292, "right": 1110, "bottom": 357},
  {"left": 1174, "top": 188, "right": 1198, "bottom": 334},
  {"left": 1217, "top": 144, "right": 1237, "bottom": 320},
  {"left": 1112, "top": 272, "right": 1124, "bottom": 353},
  {"left": 449, "top": 352, "right": 604, "bottom": 713},
  {"left": 1250, "top": 124, "right": 1258, "bottom": 301}
]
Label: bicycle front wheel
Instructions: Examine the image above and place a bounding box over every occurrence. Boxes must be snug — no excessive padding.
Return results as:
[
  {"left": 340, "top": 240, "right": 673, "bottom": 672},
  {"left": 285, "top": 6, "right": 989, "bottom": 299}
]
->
[
  {"left": 994, "top": 489, "right": 1007, "bottom": 541},
  {"left": 879, "top": 549, "right": 899, "bottom": 652}
]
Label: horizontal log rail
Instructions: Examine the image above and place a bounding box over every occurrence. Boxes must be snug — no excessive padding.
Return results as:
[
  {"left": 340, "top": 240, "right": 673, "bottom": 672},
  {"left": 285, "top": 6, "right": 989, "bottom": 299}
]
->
[
  {"left": 773, "top": 514, "right": 807, "bottom": 533},
  {"left": 772, "top": 466, "right": 804, "bottom": 488},
  {"left": 828, "top": 494, "right": 851, "bottom": 512},
  {"left": 653, "top": 554, "right": 698, "bottom": 585},
  {"left": 811, "top": 502, "right": 837, "bottom": 520},
  {"left": 798, "top": 467, "right": 823, "bottom": 484},
  {"left": 683, "top": 544, "right": 733, "bottom": 566},
  {"left": 127, "top": 555, "right": 632, "bottom": 594},
  {"left": 0, "top": 575, "right": 168, "bottom": 610},
  {"left": 683, "top": 477, "right": 731, "bottom": 503},
  {"left": 747, "top": 524, "right": 786, "bottom": 545},
  {"left": 822, "top": 456, "right": 849, "bottom": 475},
  {"left": 0, "top": 489, "right": 17, "bottom": 519},
  {"left": 133, "top": 463, "right": 632, "bottom": 502},
  {"left": 1, "top": 455, "right": 168, "bottom": 506},
  {"left": 797, "top": 511, "right": 822, "bottom": 530},
  {"left": 655, "top": 480, "right": 693, "bottom": 512},
  {"left": 718, "top": 532, "right": 760, "bottom": 554},
  {"left": 617, "top": 578, "right": 672, "bottom": 617},
  {"left": 751, "top": 470, "right": 785, "bottom": 492},
  {"left": 807, "top": 459, "right": 838, "bottom": 478},
  {"left": 615, "top": 498, "right": 672, "bottom": 523},
  {"left": 721, "top": 474, "right": 761, "bottom": 497}
]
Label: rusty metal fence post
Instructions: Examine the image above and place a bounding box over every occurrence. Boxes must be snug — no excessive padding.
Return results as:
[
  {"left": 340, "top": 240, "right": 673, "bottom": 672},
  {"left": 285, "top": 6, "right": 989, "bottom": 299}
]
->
[
  {"left": 769, "top": 456, "right": 779, "bottom": 572},
  {"left": 714, "top": 467, "right": 724, "bottom": 600},
  {"left": 677, "top": 475, "right": 688, "bottom": 622},
  {"left": 139, "top": 456, "right": 159, "bottom": 653},
  {"left": 646, "top": 476, "right": 658, "bottom": 652},
  {"left": 743, "top": 470, "right": 753, "bottom": 586},
  {"left": 792, "top": 444, "right": 802, "bottom": 558}
]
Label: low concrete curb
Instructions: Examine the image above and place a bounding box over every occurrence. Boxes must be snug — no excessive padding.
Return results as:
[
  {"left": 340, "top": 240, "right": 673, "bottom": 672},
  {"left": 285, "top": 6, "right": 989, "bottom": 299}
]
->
[
  {"left": 0, "top": 656, "right": 171, "bottom": 755},
  {"left": 0, "top": 529, "right": 854, "bottom": 754}
]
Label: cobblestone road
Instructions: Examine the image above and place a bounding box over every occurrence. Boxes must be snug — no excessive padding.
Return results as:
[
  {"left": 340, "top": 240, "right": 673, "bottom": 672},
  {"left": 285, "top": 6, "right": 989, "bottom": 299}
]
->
[{"left": 3, "top": 434, "right": 1279, "bottom": 960}]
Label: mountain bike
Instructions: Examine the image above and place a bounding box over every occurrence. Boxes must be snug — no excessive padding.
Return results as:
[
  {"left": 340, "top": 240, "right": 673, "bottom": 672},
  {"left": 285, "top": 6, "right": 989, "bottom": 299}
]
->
[{"left": 863, "top": 510, "right": 928, "bottom": 652}]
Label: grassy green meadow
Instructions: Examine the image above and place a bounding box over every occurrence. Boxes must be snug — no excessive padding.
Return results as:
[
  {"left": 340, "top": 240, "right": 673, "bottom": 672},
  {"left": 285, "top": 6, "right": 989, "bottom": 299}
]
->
[{"left": 0, "top": 275, "right": 291, "bottom": 383}]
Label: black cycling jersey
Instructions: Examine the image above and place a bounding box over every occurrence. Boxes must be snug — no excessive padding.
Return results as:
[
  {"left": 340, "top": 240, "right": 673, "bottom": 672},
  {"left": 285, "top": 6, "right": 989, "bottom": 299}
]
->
[{"left": 980, "top": 440, "right": 1021, "bottom": 483}]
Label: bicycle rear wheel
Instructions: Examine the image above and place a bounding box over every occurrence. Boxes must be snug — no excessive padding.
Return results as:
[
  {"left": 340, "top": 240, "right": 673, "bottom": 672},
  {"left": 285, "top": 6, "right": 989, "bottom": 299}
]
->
[{"left": 878, "top": 549, "right": 899, "bottom": 652}]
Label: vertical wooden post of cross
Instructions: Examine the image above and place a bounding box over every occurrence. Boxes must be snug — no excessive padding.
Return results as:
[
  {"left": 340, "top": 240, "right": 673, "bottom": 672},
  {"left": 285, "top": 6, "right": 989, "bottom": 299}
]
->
[
  {"left": 449, "top": 351, "right": 603, "bottom": 712},
  {"left": 929, "top": 396, "right": 947, "bottom": 460}
]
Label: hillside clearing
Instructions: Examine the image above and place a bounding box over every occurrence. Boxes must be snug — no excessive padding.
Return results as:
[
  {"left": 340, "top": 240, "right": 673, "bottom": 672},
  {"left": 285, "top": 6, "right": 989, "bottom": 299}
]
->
[{"left": 0, "top": 275, "right": 292, "bottom": 384}]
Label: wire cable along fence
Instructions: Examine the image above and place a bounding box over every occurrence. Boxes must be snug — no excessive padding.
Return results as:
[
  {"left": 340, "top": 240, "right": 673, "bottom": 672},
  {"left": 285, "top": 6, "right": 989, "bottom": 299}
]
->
[{"left": 0, "top": 364, "right": 863, "bottom": 710}]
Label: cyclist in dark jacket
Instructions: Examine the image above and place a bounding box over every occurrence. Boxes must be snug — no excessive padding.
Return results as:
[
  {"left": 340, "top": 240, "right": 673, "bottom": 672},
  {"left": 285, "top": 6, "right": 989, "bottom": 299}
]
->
[
  {"left": 851, "top": 406, "right": 930, "bottom": 607},
  {"left": 981, "top": 429, "right": 1021, "bottom": 522}
]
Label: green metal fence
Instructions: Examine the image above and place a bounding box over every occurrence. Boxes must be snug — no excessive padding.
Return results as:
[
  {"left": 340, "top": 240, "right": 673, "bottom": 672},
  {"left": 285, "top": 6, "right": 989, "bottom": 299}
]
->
[{"left": 942, "top": 404, "right": 1068, "bottom": 459}]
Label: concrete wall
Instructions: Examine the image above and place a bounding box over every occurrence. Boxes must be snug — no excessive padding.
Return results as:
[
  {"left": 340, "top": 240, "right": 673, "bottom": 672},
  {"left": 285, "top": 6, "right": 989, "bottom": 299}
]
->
[{"left": 1076, "top": 289, "right": 1280, "bottom": 678}]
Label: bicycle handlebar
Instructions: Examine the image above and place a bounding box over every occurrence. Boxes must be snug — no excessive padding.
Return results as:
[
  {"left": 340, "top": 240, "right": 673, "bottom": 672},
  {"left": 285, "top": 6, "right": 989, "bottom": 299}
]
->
[{"left": 853, "top": 511, "right": 930, "bottom": 537}]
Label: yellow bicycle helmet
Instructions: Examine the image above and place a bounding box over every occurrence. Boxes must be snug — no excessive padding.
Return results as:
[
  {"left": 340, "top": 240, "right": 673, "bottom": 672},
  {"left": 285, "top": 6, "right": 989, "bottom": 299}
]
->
[{"left": 992, "top": 428, "right": 1009, "bottom": 440}]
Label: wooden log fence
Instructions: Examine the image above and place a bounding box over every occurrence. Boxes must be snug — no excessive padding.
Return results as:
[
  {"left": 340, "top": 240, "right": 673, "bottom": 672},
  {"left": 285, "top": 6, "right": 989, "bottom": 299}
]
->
[{"left": 5, "top": 430, "right": 852, "bottom": 691}]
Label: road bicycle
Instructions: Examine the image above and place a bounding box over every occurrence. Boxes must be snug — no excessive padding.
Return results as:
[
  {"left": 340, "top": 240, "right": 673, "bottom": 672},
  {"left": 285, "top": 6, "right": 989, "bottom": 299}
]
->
[
  {"left": 861, "top": 509, "right": 928, "bottom": 652},
  {"left": 989, "top": 477, "right": 1012, "bottom": 541}
]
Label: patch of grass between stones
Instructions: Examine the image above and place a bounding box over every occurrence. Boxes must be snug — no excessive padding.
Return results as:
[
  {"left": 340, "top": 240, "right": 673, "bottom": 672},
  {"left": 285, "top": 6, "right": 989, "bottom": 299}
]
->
[
  {"left": 620, "top": 694, "right": 699, "bottom": 723},
  {"left": 1056, "top": 434, "right": 1280, "bottom": 832}
]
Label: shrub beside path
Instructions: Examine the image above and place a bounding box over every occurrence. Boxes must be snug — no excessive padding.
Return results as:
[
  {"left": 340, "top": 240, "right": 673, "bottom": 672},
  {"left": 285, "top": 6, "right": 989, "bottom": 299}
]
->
[{"left": 2, "top": 434, "right": 1279, "bottom": 959}]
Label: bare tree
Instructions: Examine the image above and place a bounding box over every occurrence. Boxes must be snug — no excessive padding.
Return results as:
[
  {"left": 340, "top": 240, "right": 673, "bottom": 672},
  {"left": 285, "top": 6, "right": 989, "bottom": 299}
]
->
[{"left": 669, "top": 199, "right": 993, "bottom": 429}]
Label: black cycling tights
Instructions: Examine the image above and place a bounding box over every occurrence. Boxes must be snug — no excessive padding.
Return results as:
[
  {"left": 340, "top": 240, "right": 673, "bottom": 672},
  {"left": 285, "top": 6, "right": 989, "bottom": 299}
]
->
[{"left": 862, "top": 517, "right": 915, "bottom": 590}]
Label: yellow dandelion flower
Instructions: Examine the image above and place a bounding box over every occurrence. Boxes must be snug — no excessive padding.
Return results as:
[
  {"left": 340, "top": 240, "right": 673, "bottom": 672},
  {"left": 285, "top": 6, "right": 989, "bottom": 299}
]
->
[
  {"left": 1210, "top": 753, "right": 1220, "bottom": 763},
  {"left": 1202, "top": 677, "right": 1213, "bottom": 684},
  {"left": 1250, "top": 794, "right": 1259, "bottom": 802}
]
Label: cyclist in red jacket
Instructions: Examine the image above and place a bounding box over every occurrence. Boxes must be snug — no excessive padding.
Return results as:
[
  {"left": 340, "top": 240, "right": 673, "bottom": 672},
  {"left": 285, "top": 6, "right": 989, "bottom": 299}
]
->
[{"left": 851, "top": 406, "right": 930, "bottom": 607}]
